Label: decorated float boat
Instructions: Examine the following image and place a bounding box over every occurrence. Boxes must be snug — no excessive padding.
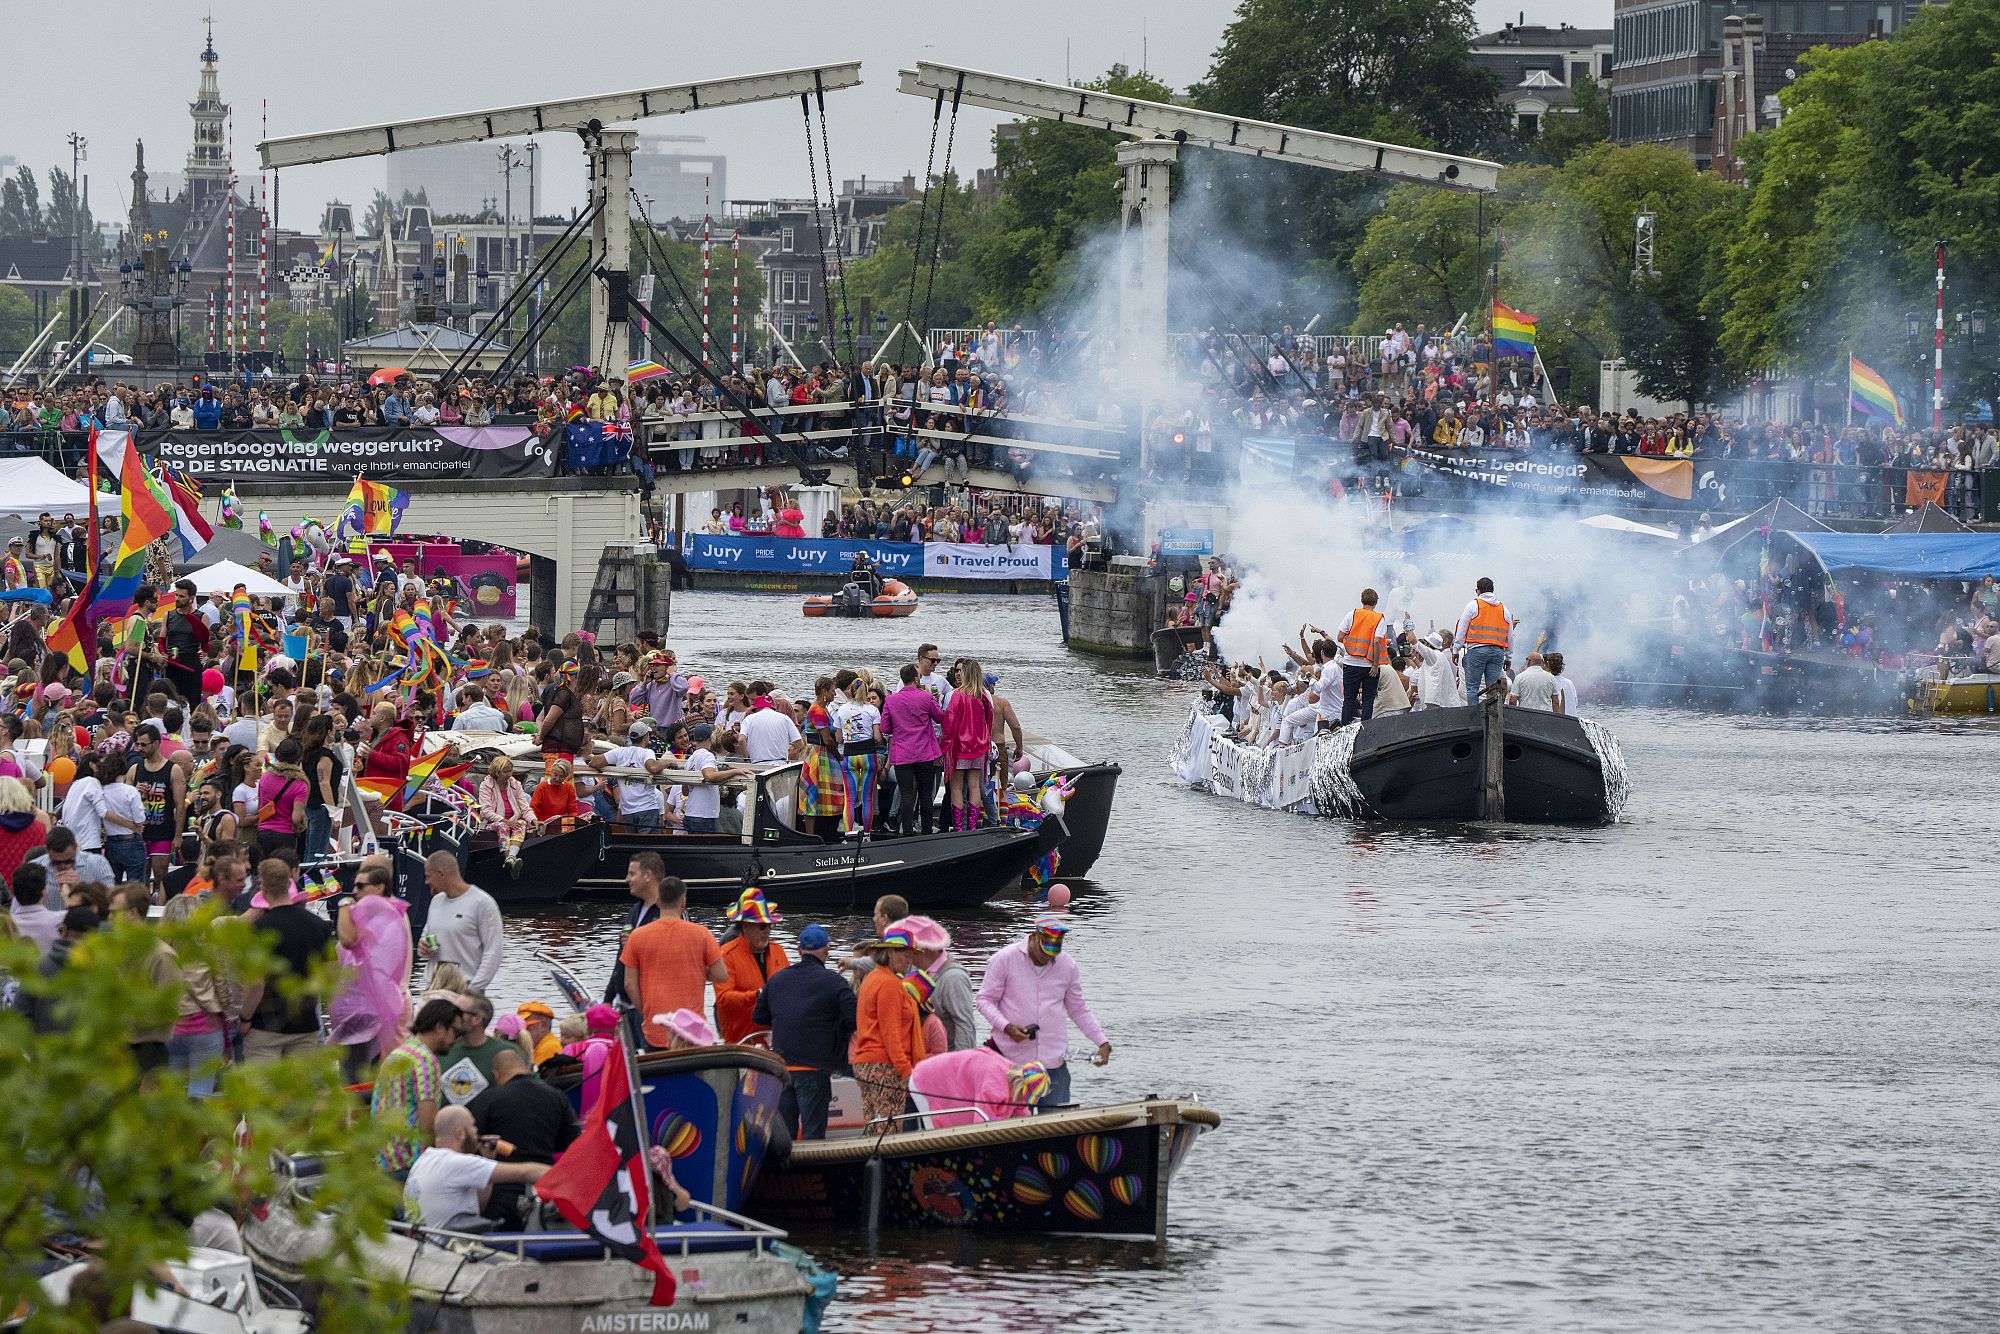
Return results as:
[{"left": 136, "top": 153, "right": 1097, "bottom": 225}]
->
[
  {"left": 749, "top": 1097, "right": 1219, "bottom": 1244},
  {"left": 26, "top": 1247, "right": 310, "bottom": 1334},
  {"left": 1171, "top": 698, "right": 1628, "bottom": 825}
]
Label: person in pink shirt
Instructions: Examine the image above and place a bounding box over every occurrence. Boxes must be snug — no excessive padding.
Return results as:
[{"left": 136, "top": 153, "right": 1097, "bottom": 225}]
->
[
  {"left": 909, "top": 1048, "right": 1048, "bottom": 1128},
  {"left": 974, "top": 915, "right": 1112, "bottom": 1111},
  {"left": 877, "top": 662, "right": 945, "bottom": 836},
  {"left": 938, "top": 657, "right": 993, "bottom": 831}
]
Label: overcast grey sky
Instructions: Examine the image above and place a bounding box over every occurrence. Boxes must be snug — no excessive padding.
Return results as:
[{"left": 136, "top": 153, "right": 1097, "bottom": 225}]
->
[{"left": 12, "top": 0, "right": 1605, "bottom": 230}]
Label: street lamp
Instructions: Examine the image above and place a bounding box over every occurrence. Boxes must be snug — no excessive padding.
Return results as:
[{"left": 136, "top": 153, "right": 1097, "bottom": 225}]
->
[{"left": 1905, "top": 310, "right": 1923, "bottom": 341}]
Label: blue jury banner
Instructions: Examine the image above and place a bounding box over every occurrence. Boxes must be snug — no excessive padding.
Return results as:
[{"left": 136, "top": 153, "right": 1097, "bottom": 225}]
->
[
  {"left": 680, "top": 533, "right": 1066, "bottom": 580},
  {"left": 681, "top": 534, "right": 925, "bottom": 576}
]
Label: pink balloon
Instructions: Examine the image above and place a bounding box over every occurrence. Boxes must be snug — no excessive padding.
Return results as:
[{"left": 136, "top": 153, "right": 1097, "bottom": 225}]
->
[
  {"left": 687, "top": 675, "right": 705, "bottom": 694},
  {"left": 1045, "top": 884, "right": 1072, "bottom": 910}
]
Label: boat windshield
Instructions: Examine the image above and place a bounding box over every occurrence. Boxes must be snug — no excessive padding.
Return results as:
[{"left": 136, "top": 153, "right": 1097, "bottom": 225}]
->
[{"left": 760, "top": 768, "right": 802, "bottom": 833}]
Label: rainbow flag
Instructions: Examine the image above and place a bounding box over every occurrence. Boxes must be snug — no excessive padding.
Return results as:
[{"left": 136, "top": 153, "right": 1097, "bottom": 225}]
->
[
  {"left": 232, "top": 585, "right": 259, "bottom": 673},
  {"left": 1491, "top": 300, "right": 1538, "bottom": 361},
  {"left": 626, "top": 360, "right": 670, "bottom": 384},
  {"left": 337, "top": 476, "right": 408, "bottom": 538},
  {"left": 91, "top": 437, "right": 176, "bottom": 638},
  {"left": 1849, "top": 355, "right": 1904, "bottom": 427},
  {"left": 363, "top": 747, "right": 472, "bottom": 811}
]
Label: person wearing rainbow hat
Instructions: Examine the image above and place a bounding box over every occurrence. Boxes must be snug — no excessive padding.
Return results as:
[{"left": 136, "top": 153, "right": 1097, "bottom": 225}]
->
[
  {"left": 852, "top": 922, "right": 925, "bottom": 1130},
  {"left": 975, "top": 914, "right": 1112, "bottom": 1111},
  {"left": 714, "top": 890, "right": 789, "bottom": 1044},
  {"left": 909, "top": 1048, "right": 1050, "bottom": 1129}
]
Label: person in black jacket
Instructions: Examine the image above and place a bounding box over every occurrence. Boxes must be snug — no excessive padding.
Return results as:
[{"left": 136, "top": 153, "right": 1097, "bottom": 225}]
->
[{"left": 753, "top": 924, "right": 856, "bottom": 1141}]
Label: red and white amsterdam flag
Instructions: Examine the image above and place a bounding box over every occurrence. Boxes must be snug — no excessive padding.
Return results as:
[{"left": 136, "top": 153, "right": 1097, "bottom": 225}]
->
[{"left": 533, "top": 1047, "right": 677, "bottom": 1305}]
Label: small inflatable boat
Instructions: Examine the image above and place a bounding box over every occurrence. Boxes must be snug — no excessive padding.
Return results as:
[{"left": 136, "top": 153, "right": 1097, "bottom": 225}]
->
[{"left": 803, "top": 577, "right": 919, "bottom": 618}]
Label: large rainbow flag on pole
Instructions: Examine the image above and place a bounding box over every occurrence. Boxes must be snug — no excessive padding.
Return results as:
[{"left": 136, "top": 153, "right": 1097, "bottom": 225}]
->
[
  {"left": 1491, "top": 300, "right": 1539, "bottom": 361},
  {"left": 1848, "top": 355, "right": 1905, "bottom": 427},
  {"left": 47, "top": 434, "right": 177, "bottom": 672},
  {"left": 336, "top": 476, "right": 409, "bottom": 539}
]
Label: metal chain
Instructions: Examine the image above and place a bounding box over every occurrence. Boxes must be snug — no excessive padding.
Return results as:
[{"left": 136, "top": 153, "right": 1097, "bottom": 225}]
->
[
  {"left": 815, "top": 88, "right": 855, "bottom": 366},
  {"left": 902, "top": 90, "right": 946, "bottom": 344},
  {"left": 918, "top": 87, "right": 963, "bottom": 363},
  {"left": 800, "top": 94, "right": 838, "bottom": 369}
]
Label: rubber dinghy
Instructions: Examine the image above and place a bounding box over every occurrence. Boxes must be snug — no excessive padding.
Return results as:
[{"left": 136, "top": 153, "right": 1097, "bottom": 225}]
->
[
  {"left": 803, "top": 578, "right": 918, "bottom": 618},
  {"left": 1170, "top": 701, "right": 1629, "bottom": 824}
]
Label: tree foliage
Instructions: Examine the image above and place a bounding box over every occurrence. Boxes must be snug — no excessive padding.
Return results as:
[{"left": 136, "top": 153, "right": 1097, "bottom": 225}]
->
[
  {"left": 1718, "top": 2, "right": 2000, "bottom": 413},
  {"left": 1, "top": 167, "right": 44, "bottom": 239},
  {"left": 1517, "top": 77, "right": 1611, "bottom": 167},
  {"left": 0, "top": 911, "right": 406, "bottom": 1332}
]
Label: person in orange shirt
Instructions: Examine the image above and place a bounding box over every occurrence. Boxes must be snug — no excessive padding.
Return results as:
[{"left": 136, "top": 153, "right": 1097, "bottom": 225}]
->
[
  {"left": 714, "top": 894, "right": 789, "bottom": 1044},
  {"left": 852, "top": 923, "right": 924, "bottom": 1129},
  {"left": 619, "top": 873, "right": 726, "bottom": 1049},
  {"left": 530, "top": 757, "right": 585, "bottom": 826}
]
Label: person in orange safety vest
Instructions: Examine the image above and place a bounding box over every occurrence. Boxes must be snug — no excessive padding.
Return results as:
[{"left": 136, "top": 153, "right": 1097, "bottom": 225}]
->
[{"left": 1334, "top": 589, "right": 1390, "bottom": 724}]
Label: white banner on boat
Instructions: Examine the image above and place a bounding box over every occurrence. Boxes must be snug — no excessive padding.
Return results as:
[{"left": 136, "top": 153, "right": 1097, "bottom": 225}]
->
[
  {"left": 1172, "top": 706, "right": 1318, "bottom": 812},
  {"left": 922, "top": 541, "right": 1062, "bottom": 581}
]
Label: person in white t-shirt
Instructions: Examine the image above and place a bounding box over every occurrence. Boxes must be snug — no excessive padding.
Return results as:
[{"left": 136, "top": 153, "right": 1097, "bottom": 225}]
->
[
  {"left": 740, "top": 700, "right": 802, "bottom": 764},
  {"left": 1509, "top": 654, "right": 1561, "bottom": 712},
  {"left": 404, "top": 1105, "right": 548, "bottom": 1229},
  {"left": 584, "top": 720, "right": 676, "bottom": 831},
  {"left": 1546, "top": 652, "right": 1579, "bottom": 718}
]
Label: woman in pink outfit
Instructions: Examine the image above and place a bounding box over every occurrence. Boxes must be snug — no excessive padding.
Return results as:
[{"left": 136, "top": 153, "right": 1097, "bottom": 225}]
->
[
  {"left": 477, "top": 755, "right": 533, "bottom": 864},
  {"left": 939, "top": 657, "right": 993, "bottom": 830},
  {"left": 328, "top": 862, "right": 413, "bottom": 1082},
  {"left": 908, "top": 1048, "right": 1048, "bottom": 1128}
]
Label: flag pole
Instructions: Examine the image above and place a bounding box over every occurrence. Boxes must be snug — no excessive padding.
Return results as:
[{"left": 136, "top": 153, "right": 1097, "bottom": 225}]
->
[
  {"left": 85, "top": 431, "right": 99, "bottom": 584},
  {"left": 616, "top": 1011, "right": 657, "bottom": 1231},
  {"left": 1845, "top": 348, "right": 1853, "bottom": 428}
]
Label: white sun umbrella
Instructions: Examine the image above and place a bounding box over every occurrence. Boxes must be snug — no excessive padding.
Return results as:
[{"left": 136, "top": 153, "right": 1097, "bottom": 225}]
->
[{"left": 183, "top": 559, "right": 289, "bottom": 597}]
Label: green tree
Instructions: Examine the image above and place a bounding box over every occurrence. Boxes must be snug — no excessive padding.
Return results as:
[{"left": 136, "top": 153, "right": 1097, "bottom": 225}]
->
[
  {"left": 1188, "top": 0, "right": 1506, "bottom": 285},
  {"left": 0, "top": 283, "right": 38, "bottom": 348},
  {"left": 1719, "top": 5, "right": 2000, "bottom": 415},
  {"left": 45, "top": 167, "right": 97, "bottom": 259},
  {"left": 846, "top": 176, "right": 993, "bottom": 346},
  {"left": 1349, "top": 184, "right": 1487, "bottom": 333},
  {"left": 0, "top": 909, "right": 406, "bottom": 1332},
  {"left": 0, "top": 166, "right": 42, "bottom": 238}
]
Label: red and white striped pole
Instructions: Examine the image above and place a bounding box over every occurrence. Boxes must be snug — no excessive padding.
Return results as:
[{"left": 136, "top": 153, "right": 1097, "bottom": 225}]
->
[
  {"left": 225, "top": 114, "right": 235, "bottom": 369},
  {"left": 700, "top": 176, "right": 712, "bottom": 368},
  {"left": 1932, "top": 241, "right": 1945, "bottom": 432},
  {"left": 731, "top": 230, "right": 740, "bottom": 372},
  {"left": 259, "top": 101, "right": 269, "bottom": 371},
  {"left": 206, "top": 287, "right": 216, "bottom": 357}
]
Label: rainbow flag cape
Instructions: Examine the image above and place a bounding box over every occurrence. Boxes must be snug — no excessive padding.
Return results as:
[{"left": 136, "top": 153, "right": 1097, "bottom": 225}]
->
[
  {"left": 337, "top": 476, "right": 409, "bottom": 539},
  {"left": 1491, "top": 300, "right": 1538, "bottom": 361},
  {"left": 358, "top": 748, "right": 473, "bottom": 811},
  {"left": 1848, "top": 355, "right": 1904, "bottom": 427}
]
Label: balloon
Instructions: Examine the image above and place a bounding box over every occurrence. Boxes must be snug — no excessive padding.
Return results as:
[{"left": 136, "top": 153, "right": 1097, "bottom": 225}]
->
[
  {"left": 1040, "top": 788, "right": 1067, "bottom": 817},
  {"left": 1011, "top": 771, "right": 1038, "bottom": 792},
  {"left": 201, "top": 668, "right": 225, "bottom": 695},
  {"left": 686, "top": 675, "right": 704, "bottom": 694},
  {"left": 47, "top": 756, "right": 75, "bottom": 789},
  {"left": 1045, "top": 883, "right": 1072, "bottom": 910}
]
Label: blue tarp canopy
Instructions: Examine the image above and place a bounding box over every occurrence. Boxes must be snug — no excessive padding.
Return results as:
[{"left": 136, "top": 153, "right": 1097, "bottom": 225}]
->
[{"left": 1786, "top": 531, "right": 2000, "bottom": 580}]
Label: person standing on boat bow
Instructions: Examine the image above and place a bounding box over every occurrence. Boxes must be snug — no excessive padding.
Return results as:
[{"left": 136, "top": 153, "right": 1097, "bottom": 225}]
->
[
  {"left": 1333, "top": 589, "right": 1390, "bottom": 724},
  {"left": 976, "top": 915, "right": 1111, "bottom": 1112},
  {"left": 1455, "top": 576, "right": 1513, "bottom": 706}
]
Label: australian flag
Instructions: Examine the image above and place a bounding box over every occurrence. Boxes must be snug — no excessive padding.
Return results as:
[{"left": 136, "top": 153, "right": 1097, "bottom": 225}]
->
[{"left": 532, "top": 1040, "right": 678, "bottom": 1305}]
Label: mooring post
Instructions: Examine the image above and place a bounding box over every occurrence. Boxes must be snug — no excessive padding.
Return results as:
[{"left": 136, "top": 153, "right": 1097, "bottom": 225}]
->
[{"left": 1481, "top": 680, "right": 1506, "bottom": 822}]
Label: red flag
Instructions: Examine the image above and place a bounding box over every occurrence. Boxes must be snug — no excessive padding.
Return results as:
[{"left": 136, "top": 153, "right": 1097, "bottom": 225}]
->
[{"left": 532, "top": 1043, "right": 677, "bottom": 1306}]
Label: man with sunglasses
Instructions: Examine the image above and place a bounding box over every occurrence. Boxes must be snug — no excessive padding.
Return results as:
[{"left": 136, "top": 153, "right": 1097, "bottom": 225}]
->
[{"left": 974, "top": 914, "right": 1112, "bottom": 1112}]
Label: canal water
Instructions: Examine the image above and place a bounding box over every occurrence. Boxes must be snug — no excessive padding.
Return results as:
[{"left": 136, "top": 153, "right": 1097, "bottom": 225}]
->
[{"left": 495, "top": 589, "right": 2000, "bottom": 1332}]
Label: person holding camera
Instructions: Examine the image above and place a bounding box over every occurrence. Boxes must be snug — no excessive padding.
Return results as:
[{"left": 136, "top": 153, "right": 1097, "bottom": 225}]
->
[{"left": 974, "top": 915, "right": 1111, "bottom": 1112}]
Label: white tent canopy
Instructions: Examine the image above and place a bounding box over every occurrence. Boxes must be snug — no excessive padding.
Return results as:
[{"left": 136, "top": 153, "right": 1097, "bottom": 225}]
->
[
  {"left": 1579, "top": 513, "right": 1680, "bottom": 540},
  {"left": 183, "top": 560, "right": 288, "bottom": 597},
  {"left": 0, "top": 456, "right": 92, "bottom": 529}
]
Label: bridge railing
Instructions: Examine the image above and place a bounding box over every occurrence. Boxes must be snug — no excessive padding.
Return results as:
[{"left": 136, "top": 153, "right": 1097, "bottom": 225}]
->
[{"left": 634, "top": 395, "right": 1132, "bottom": 480}]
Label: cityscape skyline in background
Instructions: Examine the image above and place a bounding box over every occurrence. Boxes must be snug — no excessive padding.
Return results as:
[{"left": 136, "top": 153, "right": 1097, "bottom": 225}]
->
[{"left": 3, "top": 0, "right": 1605, "bottom": 234}]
